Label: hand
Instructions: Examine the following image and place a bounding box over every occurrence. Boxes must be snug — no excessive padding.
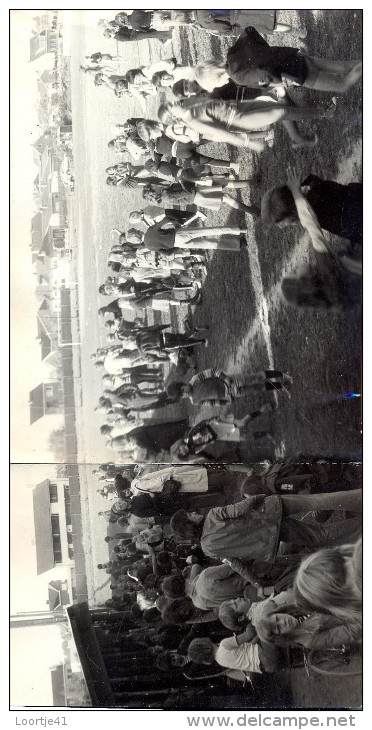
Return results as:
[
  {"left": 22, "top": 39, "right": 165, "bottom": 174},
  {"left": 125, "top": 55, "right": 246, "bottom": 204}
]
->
[
  {"left": 222, "top": 558, "right": 232, "bottom": 567},
  {"left": 286, "top": 165, "right": 302, "bottom": 195}
]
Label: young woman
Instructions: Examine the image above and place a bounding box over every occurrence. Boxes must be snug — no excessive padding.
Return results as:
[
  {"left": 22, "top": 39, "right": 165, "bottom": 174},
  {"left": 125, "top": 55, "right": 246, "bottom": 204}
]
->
[
  {"left": 262, "top": 167, "right": 362, "bottom": 309},
  {"left": 158, "top": 96, "right": 334, "bottom": 152},
  {"left": 249, "top": 589, "right": 361, "bottom": 650},
  {"left": 293, "top": 542, "right": 362, "bottom": 628},
  {"left": 142, "top": 179, "right": 257, "bottom": 217}
]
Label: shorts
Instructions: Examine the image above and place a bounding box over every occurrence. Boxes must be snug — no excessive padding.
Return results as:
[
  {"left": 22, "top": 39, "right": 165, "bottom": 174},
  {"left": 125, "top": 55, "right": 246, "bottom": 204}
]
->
[{"left": 303, "top": 56, "right": 322, "bottom": 89}]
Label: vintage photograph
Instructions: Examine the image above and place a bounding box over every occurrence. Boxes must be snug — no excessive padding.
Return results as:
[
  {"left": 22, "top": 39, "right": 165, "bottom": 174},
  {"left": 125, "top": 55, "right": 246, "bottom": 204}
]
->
[{"left": 10, "top": 9, "right": 362, "bottom": 710}]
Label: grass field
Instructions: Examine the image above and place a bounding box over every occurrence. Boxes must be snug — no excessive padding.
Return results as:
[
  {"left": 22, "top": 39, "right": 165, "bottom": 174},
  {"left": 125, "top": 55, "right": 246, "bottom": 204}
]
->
[{"left": 68, "top": 10, "right": 362, "bottom": 709}]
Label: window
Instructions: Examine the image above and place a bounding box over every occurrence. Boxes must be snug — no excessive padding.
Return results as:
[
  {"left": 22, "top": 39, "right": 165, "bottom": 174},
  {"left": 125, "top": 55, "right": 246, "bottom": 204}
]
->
[
  {"left": 49, "top": 483, "right": 58, "bottom": 503},
  {"left": 51, "top": 514, "right": 62, "bottom": 564}
]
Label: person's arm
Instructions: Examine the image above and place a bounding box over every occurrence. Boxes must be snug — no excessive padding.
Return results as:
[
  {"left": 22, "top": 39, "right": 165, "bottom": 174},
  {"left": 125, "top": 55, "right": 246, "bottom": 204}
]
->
[
  {"left": 241, "top": 25, "right": 271, "bottom": 48},
  {"left": 221, "top": 557, "right": 264, "bottom": 589},
  {"left": 298, "top": 615, "right": 361, "bottom": 650},
  {"left": 211, "top": 495, "right": 266, "bottom": 521},
  {"left": 101, "top": 74, "right": 117, "bottom": 91},
  {"left": 235, "top": 627, "right": 258, "bottom": 645},
  {"left": 183, "top": 112, "right": 248, "bottom": 148},
  {"left": 188, "top": 563, "right": 204, "bottom": 581},
  {"left": 286, "top": 166, "right": 329, "bottom": 254}
]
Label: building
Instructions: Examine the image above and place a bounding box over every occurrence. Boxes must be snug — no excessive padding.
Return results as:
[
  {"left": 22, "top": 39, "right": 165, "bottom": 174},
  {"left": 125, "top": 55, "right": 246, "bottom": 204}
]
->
[
  {"left": 29, "top": 381, "right": 64, "bottom": 425},
  {"left": 32, "top": 478, "right": 75, "bottom": 576},
  {"left": 31, "top": 132, "right": 70, "bottom": 263},
  {"left": 30, "top": 12, "right": 59, "bottom": 64},
  {"left": 36, "top": 300, "right": 61, "bottom": 369}
]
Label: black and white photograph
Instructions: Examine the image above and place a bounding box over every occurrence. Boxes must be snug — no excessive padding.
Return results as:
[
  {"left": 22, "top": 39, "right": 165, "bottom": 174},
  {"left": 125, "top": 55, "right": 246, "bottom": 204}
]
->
[{"left": 10, "top": 8, "right": 362, "bottom": 712}]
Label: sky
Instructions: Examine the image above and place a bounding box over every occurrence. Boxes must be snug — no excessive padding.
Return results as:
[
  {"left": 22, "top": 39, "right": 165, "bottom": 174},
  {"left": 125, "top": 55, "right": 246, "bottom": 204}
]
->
[
  {"left": 10, "top": 10, "right": 64, "bottom": 464},
  {"left": 10, "top": 13, "right": 69, "bottom": 707}
]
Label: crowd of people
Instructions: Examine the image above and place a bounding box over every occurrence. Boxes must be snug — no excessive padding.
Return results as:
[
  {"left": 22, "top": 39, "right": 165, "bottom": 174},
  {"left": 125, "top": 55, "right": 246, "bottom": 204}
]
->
[
  {"left": 93, "top": 461, "right": 362, "bottom": 682},
  {"left": 81, "top": 9, "right": 362, "bottom": 690}
]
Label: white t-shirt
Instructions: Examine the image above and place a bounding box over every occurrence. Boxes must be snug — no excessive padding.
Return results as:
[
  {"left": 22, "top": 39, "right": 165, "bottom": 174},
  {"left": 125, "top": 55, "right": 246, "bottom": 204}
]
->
[{"left": 215, "top": 637, "right": 262, "bottom": 674}]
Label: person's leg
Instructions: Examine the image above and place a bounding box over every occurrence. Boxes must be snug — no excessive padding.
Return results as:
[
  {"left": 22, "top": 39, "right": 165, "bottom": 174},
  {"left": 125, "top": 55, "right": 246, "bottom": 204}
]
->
[
  {"left": 175, "top": 227, "right": 244, "bottom": 251},
  {"left": 163, "top": 332, "right": 206, "bottom": 349},
  {"left": 279, "top": 516, "right": 362, "bottom": 548},
  {"left": 304, "top": 57, "right": 362, "bottom": 92},
  {"left": 282, "top": 120, "right": 318, "bottom": 148},
  {"left": 234, "top": 102, "right": 334, "bottom": 131},
  {"left": 281, "top": 488, "right": 362, "bottom": 515},
  {"left": 273, "top": 23, "right": 293, "bottom": 33},
  {"left": 235, "top": 403, "right": 272, "bottom": 429},
  {"left": 198, "top": 154, "right": 233, "bottom": 169},
  {"left": 222, "top": 194, "right": 258, "bottom": 214},
  {"left": 225, "top": 180, "right": 253, "bottom": 189}
]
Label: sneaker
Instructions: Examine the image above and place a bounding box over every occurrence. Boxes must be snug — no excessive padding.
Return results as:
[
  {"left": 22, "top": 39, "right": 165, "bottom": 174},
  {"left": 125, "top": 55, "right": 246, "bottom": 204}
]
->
[
  {"left": 230, "top": 162, "right": 240, "bottom": 175},
  {"left": 203, "top": 338, "right": 209, "bottom": 347},
  {"left": 282, "top": 372, "right": 293, "bottom": 387}
]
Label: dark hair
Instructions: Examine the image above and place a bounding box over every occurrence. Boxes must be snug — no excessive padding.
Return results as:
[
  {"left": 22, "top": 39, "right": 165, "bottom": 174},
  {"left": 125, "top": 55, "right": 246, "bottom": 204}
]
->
[
  {"left": 218, "top": 600, "right": 247, "bottom": 632},
  {"left": 100, "top": 424, "right": 112, "bottom": 435},
  {"left": 187, "top": 638, "right": 215, "bottom": 665},
  {"left": 156, "top": 652, "right": 175, "bottom": 672},
  {"left": 162, "top": 597, "right": 194, "bottom": 625},
  {"left": 142, "top": 607, "right": 161, "bottom": 624},
  {"left": 170, "top": 510, "right": 203, "bottom": 541},
  {"left": 126, "top": 68, "right": 141, "bottom": 85},
  {"left": 166, "top": 381, "right": 185, "bottom": 400},
  {"left": 156, "top": 551, "right": 173, "bottom": 575},
  {"left": 261, "top": 186, "right": 298, "bottom": 226},
  {"left": 115, "top": 474, "right": 131, "bottom": 491},
  {"left": 172, "top": 80, "right": 188, "bottom": 100},
  {"left": 162, "top": 572, "right": 185, "bottom": 598},
  {"left": 152, "top": 70, "right": 170, "bottom": 87}
]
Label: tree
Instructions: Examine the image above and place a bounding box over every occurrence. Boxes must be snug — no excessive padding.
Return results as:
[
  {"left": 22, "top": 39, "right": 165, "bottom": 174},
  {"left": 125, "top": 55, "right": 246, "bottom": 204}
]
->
[{"left": 48, "top": 426, "right": 66, "bottom": 461}]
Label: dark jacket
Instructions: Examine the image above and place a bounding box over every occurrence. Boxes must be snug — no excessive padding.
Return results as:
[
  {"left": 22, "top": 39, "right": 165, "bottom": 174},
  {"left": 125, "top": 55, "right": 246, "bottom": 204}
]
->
[
  {"left": 201, "top": 495, "right": 282, "bottom": 563},
  {"left": 226, "top": 26, "right": 307, "bottom": 88},
  {"left": 303, "top": 175, "right": 362, "bottom": 245},
  {"left": 144, "top": 221, "right": 177, "bottom": 251}
]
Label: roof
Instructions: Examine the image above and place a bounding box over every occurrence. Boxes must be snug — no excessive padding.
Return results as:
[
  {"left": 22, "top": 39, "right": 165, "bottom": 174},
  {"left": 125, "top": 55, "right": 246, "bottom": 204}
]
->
[
  {"left": 37, "top": 308, "right": 59, "bottom": 362},
  {"left": 29, "top": 383, "right": 45, "bottom": 424},
  {"left": 50, "top": 664, "right": 67, "bottom": 706},
  {"left": 32, "top": 480, "right": 54, "bottom": 574},
  {"left": 48, "top": 581, "right": 62, "bottom": 611}
]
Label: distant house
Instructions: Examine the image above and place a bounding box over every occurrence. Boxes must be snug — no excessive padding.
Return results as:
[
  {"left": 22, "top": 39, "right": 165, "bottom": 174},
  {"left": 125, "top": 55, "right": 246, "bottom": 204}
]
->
[
  {"left": 50, "top": 664, "right": 67, "bottom": 706},
  {"left": 32, "top": 138, "right": 70, "bottom": 260},
  {"left": 32, "top": 478, "right": 75, "bottom": 576},
  {"left": 30, "top": 12, "right": 59, "bottom": 62},
  {"left": 36, "top": 300, "right": 60, "bottom": 368},
  {"left": 29, "top": 381, "right": 64, "bottom": 425}
]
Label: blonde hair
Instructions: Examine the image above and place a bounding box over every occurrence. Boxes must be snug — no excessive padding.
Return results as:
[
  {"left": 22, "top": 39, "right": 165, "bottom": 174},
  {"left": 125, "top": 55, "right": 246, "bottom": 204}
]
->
[{"left": 293, "top": 542, "right": 362, "bottom": 624}]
